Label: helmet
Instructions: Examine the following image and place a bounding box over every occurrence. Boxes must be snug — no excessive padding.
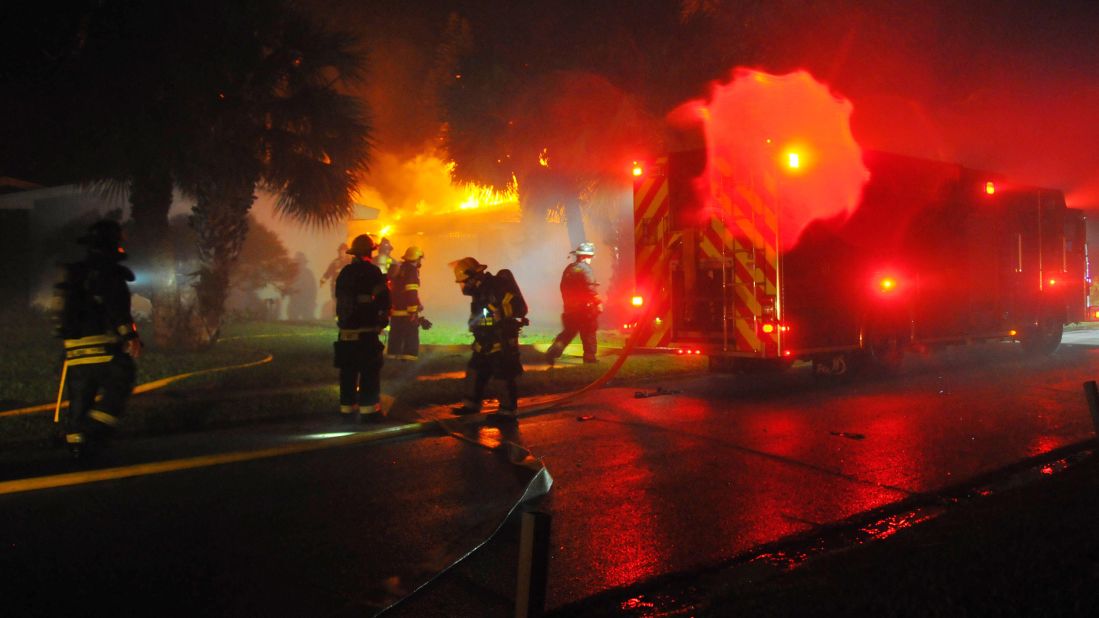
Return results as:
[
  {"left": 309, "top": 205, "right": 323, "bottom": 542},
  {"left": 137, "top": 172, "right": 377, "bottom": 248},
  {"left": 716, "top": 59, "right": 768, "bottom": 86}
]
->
[
  {"left": 378, "top": 237, "right": 393, "bottom": 254},
  {"left": 78, "top": 220, "right": 124, "bottom": 253},
  {"left": 402, "top": 246, "right": 424, "bottom": 262},
  {"left": 570, "top": 242, "right": 595, "bottom": 257},
  {"left": 346, "top": 234, "right": 377, "bottom": 256},
  {"left": 449, "top": 256, "right": 487, "bottom": 282}
]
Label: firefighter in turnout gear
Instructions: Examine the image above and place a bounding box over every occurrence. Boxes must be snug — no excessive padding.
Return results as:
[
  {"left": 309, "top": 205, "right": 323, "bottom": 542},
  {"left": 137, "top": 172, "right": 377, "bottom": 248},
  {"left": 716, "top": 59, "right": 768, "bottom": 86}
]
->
[
  {"left": 387, "top": 246, "right": 429, "bottom": 361},
  {"left": 54, "top": 220, "right": 142, "bottom": 458},
  {"left": 546, "top": 242, "right": 601, "bottom": 365},
  {"left": 318, "top": 242, "right": 350, "bottom": 319},
  {"left": 449, "top": 257, "right": 528, "bottom": 421},
  {"left": 373, "top": 237, "right": 395, "bottom": 275},
  {"left": 334, "top": 234, "right": 391, "bottom": 422}
]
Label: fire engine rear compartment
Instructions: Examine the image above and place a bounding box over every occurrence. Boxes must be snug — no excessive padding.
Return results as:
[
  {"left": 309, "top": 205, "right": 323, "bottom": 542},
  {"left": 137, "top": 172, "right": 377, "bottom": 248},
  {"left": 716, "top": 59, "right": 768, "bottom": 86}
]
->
[{"left": 638, "top": 150, "right": 1087, "bottom": 371}]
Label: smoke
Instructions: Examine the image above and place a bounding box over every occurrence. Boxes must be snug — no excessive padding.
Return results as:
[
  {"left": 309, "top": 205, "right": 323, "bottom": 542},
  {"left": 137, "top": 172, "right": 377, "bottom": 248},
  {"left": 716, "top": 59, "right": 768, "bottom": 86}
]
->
[
  {"left": 771, "top": 0, "right": 1099, "bottom": 209},
  {"left": 672, "top": 68, "right": 869, "bottom": 248}
]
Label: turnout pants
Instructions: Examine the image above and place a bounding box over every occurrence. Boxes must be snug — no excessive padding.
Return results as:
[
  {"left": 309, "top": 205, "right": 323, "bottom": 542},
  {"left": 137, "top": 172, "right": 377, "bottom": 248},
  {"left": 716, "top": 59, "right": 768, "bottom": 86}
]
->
[
  {"left": 547, "top": 310, "right": 598, "bottom": 362},
  {"left": 387, "top": 315, "right": 420, "bottom": 360},
  {"left": 335, "top": 334, "right": 384, "bottom": 414},
  {"left": 462, "top": 336, "right": 523, "bottom": 414},
  {"left": 66, "top": 354, "right": 136, "bottom": 443}
]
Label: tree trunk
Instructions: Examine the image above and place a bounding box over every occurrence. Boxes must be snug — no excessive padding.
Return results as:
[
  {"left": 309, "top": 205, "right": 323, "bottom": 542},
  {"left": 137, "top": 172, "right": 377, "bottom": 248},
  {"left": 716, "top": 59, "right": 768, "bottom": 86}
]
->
[
  {"left": 190, "top": 180, "right": 256, "bottom": 346},
  {"left": 127, "top": 166, "right": 182, "bottom": 349}
]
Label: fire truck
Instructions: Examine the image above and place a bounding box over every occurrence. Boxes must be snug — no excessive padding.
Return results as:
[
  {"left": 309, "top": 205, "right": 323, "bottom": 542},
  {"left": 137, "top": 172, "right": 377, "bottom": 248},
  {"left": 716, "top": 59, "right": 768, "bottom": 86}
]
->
[{"left": 630, "top": 149, "right": 1090, "bottom": 375}]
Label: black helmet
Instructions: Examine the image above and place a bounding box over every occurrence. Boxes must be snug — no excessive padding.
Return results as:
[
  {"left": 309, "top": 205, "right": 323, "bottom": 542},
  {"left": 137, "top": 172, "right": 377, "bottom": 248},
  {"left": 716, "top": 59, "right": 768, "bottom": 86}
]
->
[
  {"left": 78, "top": 220, "right": 125, "bottom": 254},
  {"left": 346, "top": 234, "right": 377, "bottom": 256}
]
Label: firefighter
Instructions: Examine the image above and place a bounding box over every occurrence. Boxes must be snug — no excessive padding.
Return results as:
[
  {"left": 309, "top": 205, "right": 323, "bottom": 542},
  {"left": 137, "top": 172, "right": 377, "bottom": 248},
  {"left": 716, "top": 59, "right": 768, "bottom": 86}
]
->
[
  {"left": 374, "top": 237, "right": 395, "bottom": 275},
  {"left": 318, "top": 242, "right": 350, "bottom": 319},
  {"left": 334, "top": 234, "right": 391, "bottom": 422},
  {"left": 387, "top": 246, "right": 430, "bottom": 361},
  {"left": 449, "top": 257, "right": 528, "bottom": 421},
  {"left": 54, "top": 220, "right": 143, "bottom": 458},
  {"left": 545, "top": 241, "right": 602, "bottom": 365}
]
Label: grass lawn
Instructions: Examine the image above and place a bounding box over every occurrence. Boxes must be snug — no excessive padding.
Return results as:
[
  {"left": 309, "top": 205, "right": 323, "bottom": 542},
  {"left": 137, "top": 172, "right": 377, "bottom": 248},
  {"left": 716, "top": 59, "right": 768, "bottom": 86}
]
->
[{"left": 0, "top": 311, "right": 703, "bottom": 446}]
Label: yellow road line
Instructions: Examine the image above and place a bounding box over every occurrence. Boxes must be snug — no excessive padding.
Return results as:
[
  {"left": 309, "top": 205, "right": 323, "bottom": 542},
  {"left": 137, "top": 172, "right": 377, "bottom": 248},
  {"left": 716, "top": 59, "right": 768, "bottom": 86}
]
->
[
  {"left": 0, "top": 354, "right": 274, "bottom": 418},
  {"left": 0, "top": 422, "right": 425, "bottom": 497}
]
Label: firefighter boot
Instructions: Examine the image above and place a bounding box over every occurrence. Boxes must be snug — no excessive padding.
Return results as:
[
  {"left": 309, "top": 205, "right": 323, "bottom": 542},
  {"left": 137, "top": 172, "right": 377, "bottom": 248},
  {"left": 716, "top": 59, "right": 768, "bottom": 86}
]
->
[
  {"left": 451, "top": 398, "right": 482, "bottom": 416},
  {"left": 361, "top": 403, "right": 384, "bottom": 423},
  {"left": 545, "top": 341, "right": 565, "bottom": 367},
  {"left": 65, "top": 432, "right": 88, "bottom": 460},
  {"left": 486, "top": 408, "right": 518, "bottom": 425},
  {"left": 340, "top": 404, "right": 360, "bottom": 424}
]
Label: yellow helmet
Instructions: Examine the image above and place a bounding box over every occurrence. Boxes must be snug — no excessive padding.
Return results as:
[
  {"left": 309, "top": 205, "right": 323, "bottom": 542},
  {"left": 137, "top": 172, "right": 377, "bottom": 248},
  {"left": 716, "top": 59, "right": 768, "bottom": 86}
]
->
[
  {"left": 402, "top": 246, "right": 424, "bottom": 261},
  {"left": 346, "top": 234, "right": 377, "bottom": 256},
  {"left": 449, "top": 257, "right": 486, "bottom": 282}
]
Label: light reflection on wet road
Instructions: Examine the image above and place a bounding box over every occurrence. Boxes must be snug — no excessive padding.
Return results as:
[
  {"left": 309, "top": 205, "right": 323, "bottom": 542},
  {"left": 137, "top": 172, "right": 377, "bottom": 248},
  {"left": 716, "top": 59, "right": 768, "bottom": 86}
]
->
[{"left": 500, "top": 340, "right": 1099, "bottom": 610}]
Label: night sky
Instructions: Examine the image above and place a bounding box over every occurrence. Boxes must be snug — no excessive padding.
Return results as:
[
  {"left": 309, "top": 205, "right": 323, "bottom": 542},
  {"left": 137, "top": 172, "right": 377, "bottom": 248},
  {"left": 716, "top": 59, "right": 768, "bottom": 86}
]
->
[
  {"left": 2, "top": 0, "right": 1097, "bottom": 204},
  {"left": 310, "top": 0, "right": 1099, "bottom": 205}
]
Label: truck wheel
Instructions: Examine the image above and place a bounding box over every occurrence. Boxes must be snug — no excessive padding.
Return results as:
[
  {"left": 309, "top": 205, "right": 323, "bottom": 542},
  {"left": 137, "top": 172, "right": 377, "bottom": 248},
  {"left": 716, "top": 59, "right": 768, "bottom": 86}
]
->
[
  {"left": 867, "top": 335, "right": 905, "bottom": 373},
  {"left": 1020, "top": 317, "right": 1063, "bottom": 356},
  {"left": 812, "top": 353, "right": 853, "bottom": 379}
]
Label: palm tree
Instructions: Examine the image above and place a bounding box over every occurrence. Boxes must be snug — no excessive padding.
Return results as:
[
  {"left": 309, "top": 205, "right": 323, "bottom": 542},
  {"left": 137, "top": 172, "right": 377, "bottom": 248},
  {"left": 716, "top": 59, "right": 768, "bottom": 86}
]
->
[
  {"left": 176, "top": 3, "right": 372, "bottom": 343},
  {"left": 4, "top": 1, "right": 372, "bottom": 347}
]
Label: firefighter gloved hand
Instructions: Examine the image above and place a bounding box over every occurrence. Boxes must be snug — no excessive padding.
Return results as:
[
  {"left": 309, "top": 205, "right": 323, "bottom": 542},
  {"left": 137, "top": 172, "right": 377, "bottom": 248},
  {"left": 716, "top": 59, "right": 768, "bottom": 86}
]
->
[
  {"left": 419, "top": 317, "right": 433, "bottom": 330},
  {"left": 127, "top": 338, "right": 144, "bottom": 359}
]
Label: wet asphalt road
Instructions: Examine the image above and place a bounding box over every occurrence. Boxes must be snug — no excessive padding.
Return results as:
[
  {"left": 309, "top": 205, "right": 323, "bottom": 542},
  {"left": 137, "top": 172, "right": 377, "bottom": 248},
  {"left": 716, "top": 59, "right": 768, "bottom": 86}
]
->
[{"left": 2, "top": 336, "right": 1097, "bottom": 616}]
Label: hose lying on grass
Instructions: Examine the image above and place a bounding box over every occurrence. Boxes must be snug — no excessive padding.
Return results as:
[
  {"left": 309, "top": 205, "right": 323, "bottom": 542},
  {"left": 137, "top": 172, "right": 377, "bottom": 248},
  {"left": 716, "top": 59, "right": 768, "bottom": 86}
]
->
[{"left": 0, "top": 354, "right": 273, "bottom": 419}]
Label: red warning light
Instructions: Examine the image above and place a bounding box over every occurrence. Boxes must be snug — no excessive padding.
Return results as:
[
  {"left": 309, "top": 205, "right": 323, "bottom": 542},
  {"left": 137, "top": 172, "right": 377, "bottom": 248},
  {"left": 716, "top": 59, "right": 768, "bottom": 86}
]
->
[
  {"left": 632, "top": 162, "right": 643, "bottom": 177},
  {"left": 761, "top": 323, "right": 775, "bottom": 334},
  {"left": 631, "top": 295, "right": 644, "bottom": 307},
  {"left": 985, "top": 181, "right": 996, "bottom": 195},
  {"left": 1048, "top": 278, "right": 1057, "bottom": 286},
  {"left": 879, "top": 277, "right": 897, "bottom": 293}
]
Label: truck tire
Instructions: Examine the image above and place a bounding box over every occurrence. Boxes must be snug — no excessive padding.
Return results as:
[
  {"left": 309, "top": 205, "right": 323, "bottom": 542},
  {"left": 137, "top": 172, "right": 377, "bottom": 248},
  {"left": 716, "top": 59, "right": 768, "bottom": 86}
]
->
[
  {"left": 812, "top": 353, "right": 855, "bottom": 379},
  {"left": 1020, "top": 317, "right": 1063, "bottom": 356},
  {"left": 867, "top": 334, "right": 905, "bottom": 373}
]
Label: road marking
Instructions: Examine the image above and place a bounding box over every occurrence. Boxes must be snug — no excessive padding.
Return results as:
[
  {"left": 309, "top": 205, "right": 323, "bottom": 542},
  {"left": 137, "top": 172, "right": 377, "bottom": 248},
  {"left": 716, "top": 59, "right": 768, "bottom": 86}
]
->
[{"left": 0, "top": 422, "right": 425, "bottom": 497}]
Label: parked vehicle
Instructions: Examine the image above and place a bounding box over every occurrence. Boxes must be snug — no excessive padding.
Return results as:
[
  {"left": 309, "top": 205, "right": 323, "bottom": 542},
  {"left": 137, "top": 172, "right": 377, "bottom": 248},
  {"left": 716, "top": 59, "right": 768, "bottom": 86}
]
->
[{"left": 630, "top": 149, "right": 1090, "bottom": 375}]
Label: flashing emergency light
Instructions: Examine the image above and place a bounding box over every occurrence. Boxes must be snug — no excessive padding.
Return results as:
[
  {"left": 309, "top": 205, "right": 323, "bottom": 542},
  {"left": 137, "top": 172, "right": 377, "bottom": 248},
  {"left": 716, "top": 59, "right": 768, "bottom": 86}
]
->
[
  {"left": 632, "top": 162, "right": 643, "bottom": 177},
  {"left": 1009, "top": 329, "right": 1018, "bottom": 336},
  {"left": 879, "top": 277, "right": 897, "bottom": 293},
  {"left": 631, "top": 295, "right": 644, "bottom": 307},
  {"left": 985, "top": 181, "right": 996, "bottom": 195},
  {"left": 1093, "top": 310, "right": 1099, "bottom": 320},
  {"left": 761, "top": 323, "right": 775, "bottom": 334},
  {"left": 787, "top": 152, "right": 800, "bottom": 169},
  {"left": 1048, "top": 278, "right": 1057, "bottom": 286}
]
